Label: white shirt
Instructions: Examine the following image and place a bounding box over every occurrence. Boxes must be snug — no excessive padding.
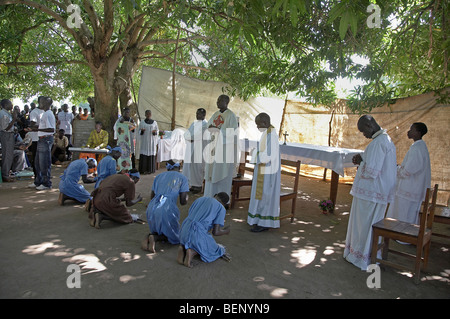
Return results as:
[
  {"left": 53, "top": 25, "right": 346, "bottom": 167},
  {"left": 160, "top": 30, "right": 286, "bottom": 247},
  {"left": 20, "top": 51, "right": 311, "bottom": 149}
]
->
[
  {"left": 58, "top": 111, "right": 74, "bottom": 135},
  {"left": 38, "top": 110, "right": 56, "bottom": 137},
  {"left": 395, "top": 139, "right": 431, "bottom": 202},
  {"left": 29, "top": 108, "right": 45, "bottom": 141},
  {"left": 0, "top": 109, "right": 14, "bottom": 132}
]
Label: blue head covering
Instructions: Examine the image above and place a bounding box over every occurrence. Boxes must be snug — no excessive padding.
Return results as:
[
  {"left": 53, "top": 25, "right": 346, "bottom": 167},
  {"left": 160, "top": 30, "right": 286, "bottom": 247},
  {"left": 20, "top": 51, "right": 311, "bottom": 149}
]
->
[
  {"left": 166, "top": 162, "right": 180, "bottom": 171},
  {"left": 129, "top": 171, "right": 140, "bottom": 179},
  {"left": 107, "top": 145, "right": 122, "bottom": 154},
  {"left": 87, "top": 158, "right": 97, "bottom": 167}
]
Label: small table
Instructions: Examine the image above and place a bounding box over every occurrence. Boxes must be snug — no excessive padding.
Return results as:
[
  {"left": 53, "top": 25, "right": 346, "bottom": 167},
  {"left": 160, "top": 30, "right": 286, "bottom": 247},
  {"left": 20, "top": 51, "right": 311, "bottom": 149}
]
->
[{"left": 68, "top": 147, "right": 109, "bottom": 155}]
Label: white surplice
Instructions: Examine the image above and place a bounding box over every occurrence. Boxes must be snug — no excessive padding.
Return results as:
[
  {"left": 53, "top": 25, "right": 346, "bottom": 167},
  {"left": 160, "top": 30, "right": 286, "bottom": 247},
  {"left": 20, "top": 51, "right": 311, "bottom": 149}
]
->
[
  {"left": 204, "top": 109, "right": 239, "bottom": 199},
  {"left": 183, "top": 119, "right": 208, "bottom": 188},
  {"left": 344, "top": 129, "right": 397, "bottom": 270},
  {"left": 386, "top": 139, "right": 431, "bottom": 224},
  {"left": 138, "top": 119, "right": 158, "bottom": 156},
  {"left": 247, "top": 127, "right": 281, "bottom": 228}
]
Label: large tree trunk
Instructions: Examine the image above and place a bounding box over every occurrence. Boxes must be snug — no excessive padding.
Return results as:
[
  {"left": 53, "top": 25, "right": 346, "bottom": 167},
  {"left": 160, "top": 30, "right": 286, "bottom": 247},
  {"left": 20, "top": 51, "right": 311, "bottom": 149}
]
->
[{"left": 91, "top": 67, "right": 119, "bottom": 146}]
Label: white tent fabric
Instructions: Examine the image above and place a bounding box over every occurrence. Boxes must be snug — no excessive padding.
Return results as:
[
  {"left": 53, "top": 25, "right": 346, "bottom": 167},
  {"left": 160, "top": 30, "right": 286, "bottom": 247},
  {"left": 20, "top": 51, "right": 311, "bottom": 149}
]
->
[{"left": 137, "top": 66, "right": 285, "bottom": 142}]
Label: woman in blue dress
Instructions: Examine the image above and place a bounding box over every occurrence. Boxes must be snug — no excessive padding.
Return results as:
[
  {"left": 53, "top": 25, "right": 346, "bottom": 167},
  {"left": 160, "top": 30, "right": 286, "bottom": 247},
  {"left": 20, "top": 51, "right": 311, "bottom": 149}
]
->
[
  {"left": 141, "top": 160, "right": 189, "bottom": 253},
  {"left": 178, "top": 192, "right": 231, "bottom": 268},
  {"left": 58, "top": 158, "right": 96, "bottom": 205},
  {"left": 94, "top": 146, "right": 122, "bottom": 188}
]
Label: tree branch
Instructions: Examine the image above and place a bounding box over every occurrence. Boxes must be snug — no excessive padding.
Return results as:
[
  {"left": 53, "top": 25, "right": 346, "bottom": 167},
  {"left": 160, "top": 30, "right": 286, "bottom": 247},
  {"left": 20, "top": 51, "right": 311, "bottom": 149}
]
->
[
  {"left": 0, "top": 0, "right": 83, "bottom": 48},
  {"left": 4, "top": 60, "right": 88, "bottom": 66}
]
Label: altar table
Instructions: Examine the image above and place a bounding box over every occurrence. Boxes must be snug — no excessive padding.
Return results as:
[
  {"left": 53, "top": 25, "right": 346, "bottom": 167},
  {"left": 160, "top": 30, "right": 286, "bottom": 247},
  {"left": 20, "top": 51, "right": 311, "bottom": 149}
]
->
[{"left": 241, "top": 140, "right": 364, "bottom": 206}]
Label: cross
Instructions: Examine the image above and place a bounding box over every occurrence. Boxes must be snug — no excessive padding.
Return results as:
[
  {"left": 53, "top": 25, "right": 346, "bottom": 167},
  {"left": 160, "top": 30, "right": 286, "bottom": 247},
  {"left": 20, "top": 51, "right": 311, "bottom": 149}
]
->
[{"left": 283, "top": 131, "right": 289, "bottom": 145}]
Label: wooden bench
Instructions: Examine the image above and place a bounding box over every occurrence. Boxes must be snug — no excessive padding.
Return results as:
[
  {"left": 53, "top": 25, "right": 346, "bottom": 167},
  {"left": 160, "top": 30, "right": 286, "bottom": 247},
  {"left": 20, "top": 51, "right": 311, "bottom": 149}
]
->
[{"left": 230, "top": 152, "right": 301, "bottom": 223}]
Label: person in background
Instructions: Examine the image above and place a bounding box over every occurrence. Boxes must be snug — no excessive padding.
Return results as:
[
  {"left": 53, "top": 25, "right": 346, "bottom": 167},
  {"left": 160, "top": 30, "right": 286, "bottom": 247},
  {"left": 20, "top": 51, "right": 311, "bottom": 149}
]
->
[
  {"left": 183, "top": 108, "right": 208, "bottom": 194},
  {"left": 114, "top": 107, "right": 136, "bottom": 169},
  {"left": 386, "top": 122, "right": 431, "bottom": 224},
  {"left": 78, "top": 108, "right": 89, "bottom": 120},
  {"left": 138, "top": 109, "right": 158, "bottom": 175},
  {"left": 57, "top": 104, "right": 74, "bottom": 161},
  {"left": 27, "top": 96, "right": 56, "bottom": 190},
  {"left": 0, "top": 99, "right": 18, "bottom": 182},
  {"left": 85, "top": 121, "right": 109, "bottom": 162},
  {"left": 52, "top": 129, "right": 69, "bottom": 164},
  {"left": 28, "top": 97, "right": 45, "bottom": 177}
]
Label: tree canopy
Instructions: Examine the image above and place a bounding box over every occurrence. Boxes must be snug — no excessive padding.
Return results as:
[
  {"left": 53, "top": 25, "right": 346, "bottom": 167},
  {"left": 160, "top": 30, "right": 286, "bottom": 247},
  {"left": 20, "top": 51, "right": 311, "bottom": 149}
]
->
[{"left": 0, "top": 0, "right": 447, "bottom": 121}]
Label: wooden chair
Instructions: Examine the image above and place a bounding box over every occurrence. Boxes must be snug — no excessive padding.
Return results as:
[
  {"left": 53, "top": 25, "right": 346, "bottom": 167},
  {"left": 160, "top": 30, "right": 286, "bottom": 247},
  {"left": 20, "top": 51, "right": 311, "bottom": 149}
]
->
[
  {"left": 230, "top": 152, "right": 301, "bottom": 223},
  {"left": 279, "top": 159, "right": 301, "bottom": 222},
  {"left": 230, "top": 152, "right": 253, "bottom": 209},
  {"left": 370, "top": 184, "right": 438, "bottom": 284}
]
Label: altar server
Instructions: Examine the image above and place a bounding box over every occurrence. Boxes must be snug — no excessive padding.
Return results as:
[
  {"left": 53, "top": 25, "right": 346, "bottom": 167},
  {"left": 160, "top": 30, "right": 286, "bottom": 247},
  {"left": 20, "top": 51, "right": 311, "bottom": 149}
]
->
[
  {"left": 141, "top": 160, "right": 189, "bottom": 253},
  {"left": 178, "top": 192, "right": 231, "bottom": 267},
  {"left": 58, "top": 158, "right": 96, "bottom": 205},
  {"left": 247, "top": 113, "right": 281, "bottom": 232},
  {"left": 183, "top": 108, "right": 208, "bottom": 193},
  {"left": 344, "top": 115, "right": 397, "bottom": 270},
  {"left": 204, "top": 95, "right": 239, "bottom": 202},
  {"left": 138, "top": 110, "right": 159, "bottom": 174},
  {"left": 386, "top": 122, "right": 431, "bottom": 224}
]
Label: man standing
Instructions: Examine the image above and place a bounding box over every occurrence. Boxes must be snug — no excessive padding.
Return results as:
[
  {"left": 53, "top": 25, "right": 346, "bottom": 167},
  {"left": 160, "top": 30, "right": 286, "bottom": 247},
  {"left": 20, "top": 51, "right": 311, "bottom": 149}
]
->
[
  {"left": 247, "top": 113, "right": 281, "bottom": 232},
  {"left": 204, "top": 95, "right": 239, "bottom": 202},
  {"left": 57, "top": 104, "right": 74, "bottom": 160},
  {"left": 137, "top": 109, "right": 159, "bottom": 175},
  {"left": 28, "top": 97, "right": 45, "bottom": 177},
  {"left": 343, "top": 115, "right": 397, "bottom": 270},
  {"left": 0, "top": 99, "right": 18, "bottom": 182},
  {"left": 386, "top": 122, "right": 431, "bottom": 224},
  {"left": 29, "top": 97, "right": 56, "bottom": 190},
  {"left": 183, "top": 108, "right": 208, "bottom": 193}
]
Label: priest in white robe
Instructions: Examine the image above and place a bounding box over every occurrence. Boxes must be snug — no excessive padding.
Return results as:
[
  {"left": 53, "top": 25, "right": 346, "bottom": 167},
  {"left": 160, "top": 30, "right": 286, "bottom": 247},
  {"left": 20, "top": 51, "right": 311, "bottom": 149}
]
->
[
  {"left": 344, "top": 115, "right": 397, "bottom": 270},
  {"left": 203, "top": 95, "right": 239, "bottom": 202},
  {"left": 183, "top": 108, "right": 208, "bottom": 193},
  {"left": 387, "top": 122, "right": 431, "bottom": 224},
  {"left": 247, "top": 113, "right": 281, "bottom": 232}
]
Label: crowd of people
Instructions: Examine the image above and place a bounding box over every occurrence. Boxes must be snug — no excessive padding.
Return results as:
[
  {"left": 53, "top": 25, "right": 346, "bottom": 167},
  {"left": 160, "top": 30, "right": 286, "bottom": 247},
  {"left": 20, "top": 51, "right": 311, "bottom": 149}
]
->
[
  {"left": 1, "top": 94, "right": 432, "bottom": 270},
  {"left": 0, "top": 97, "right": 94, "bottom": 184}
]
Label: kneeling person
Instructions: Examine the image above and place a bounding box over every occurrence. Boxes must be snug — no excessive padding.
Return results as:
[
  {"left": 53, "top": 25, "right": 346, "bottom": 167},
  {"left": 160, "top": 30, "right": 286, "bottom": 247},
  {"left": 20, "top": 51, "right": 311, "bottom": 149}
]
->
[
  {"left": 142, "top": 160, "right": 189, "bottom": 252},
  {"left": 89, "top": 169, "right": 143, "bottom": 228},
  {"left": 58, "top": 158, "right": 96, "bottom": 205},
  {"left": 178, "top": 192, "right": 230, "bottom": 268}
]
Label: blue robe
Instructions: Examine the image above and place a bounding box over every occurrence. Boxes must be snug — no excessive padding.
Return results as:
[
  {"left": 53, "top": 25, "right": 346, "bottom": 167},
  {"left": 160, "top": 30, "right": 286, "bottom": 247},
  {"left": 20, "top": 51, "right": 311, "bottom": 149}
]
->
[
  {"left": 180, "top": 197, "right": 226, "bottom": 262},
  {"left": 59, "top": 159, "right": 91, "bottom": 203},
  {"left": 95, "top": 155, "right": 117, "bottom": 188},
  {"left": 146, "top": 171, "right": 189, "bottom": 244}
]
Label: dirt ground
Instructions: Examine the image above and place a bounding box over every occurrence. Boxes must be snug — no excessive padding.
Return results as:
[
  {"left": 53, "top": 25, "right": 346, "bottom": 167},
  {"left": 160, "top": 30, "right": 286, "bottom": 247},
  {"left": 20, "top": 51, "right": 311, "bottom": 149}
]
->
[{"left": 0, "top": 165, "right": 449, "bottom": 300}]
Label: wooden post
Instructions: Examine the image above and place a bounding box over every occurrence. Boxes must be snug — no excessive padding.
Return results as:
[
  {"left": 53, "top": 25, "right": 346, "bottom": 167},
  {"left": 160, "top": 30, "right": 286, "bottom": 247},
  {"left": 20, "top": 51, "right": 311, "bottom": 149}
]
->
[
  {"left": 171, "top": 29, "right": 181, "bottom": 131},
  {"left": 323, "top": 108, "right": 335, "bottom": 180}
]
